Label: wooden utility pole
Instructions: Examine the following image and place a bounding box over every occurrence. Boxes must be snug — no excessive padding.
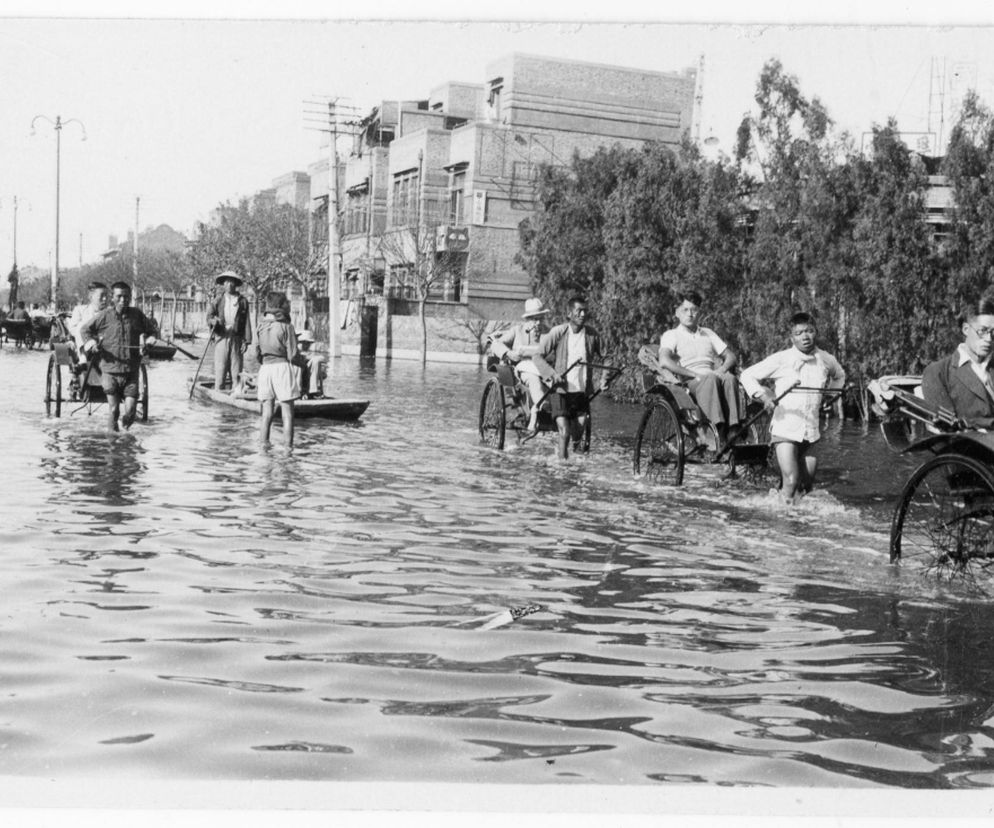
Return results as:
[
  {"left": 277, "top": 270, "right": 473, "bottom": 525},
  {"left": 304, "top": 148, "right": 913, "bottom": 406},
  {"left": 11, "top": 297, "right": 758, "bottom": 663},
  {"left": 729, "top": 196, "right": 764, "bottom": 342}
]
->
[
  {"left": 133, "top": 196, "right": 140, "bottom": 285},
  {"left": 303, "top": 96, "right": 359, "bottom": 357},
  {"left": 328, "top": 101, "right": 341, "bottom": 357}
]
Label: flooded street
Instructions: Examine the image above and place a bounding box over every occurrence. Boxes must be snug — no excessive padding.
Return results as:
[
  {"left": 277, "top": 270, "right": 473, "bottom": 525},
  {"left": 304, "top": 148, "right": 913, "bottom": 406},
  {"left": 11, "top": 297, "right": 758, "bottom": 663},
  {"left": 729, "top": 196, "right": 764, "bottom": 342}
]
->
[{"left": 2, "top": 345, "right": 994, "bottom": 789}]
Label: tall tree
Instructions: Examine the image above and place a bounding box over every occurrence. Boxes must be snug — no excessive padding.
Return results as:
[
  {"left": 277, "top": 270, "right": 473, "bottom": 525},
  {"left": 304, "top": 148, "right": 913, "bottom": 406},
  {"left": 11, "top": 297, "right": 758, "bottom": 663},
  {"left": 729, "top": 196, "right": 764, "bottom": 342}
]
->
[
  {"left": 845, "top": 122, "right": 938, "bottom": 387},
  {"left": 942, "top": 90, "right": 994, "bottom": 314},
  {"left": 188, "top": 197, "right": 321, "bottom": 319}
]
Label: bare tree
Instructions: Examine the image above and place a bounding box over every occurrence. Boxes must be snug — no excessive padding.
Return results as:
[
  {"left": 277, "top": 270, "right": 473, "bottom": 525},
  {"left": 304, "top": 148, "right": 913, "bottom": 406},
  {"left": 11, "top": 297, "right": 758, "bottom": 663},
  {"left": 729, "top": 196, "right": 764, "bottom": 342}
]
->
[{"left": 376, "top": 157, "right": 465, "bottom": 364}]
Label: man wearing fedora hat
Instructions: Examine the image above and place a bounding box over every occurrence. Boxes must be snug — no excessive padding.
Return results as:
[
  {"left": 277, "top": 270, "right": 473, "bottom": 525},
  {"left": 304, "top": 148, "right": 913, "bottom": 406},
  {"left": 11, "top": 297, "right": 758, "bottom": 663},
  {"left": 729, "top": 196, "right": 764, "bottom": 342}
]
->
[
  {"left": 488, "top": 297, "right": 552, "bottom": 432},
  {"left": 295, "top": 329, "right": 325, "bottom": 398},
  {"left": 207, "top": 270, "right": 252, "bottom": 393}
]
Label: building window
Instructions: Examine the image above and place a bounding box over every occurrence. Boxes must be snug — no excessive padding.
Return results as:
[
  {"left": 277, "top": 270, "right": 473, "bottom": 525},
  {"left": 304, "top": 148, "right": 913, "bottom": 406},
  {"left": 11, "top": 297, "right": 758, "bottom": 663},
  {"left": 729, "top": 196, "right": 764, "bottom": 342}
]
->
[
  {"left": 449, "top": 172, "right": 465, "bottom": 225},
  {"left": 487, "top": 78, "right": 503, "bottom": 122},
  {"left": 391, "top": 169, "right": 419, "bottom": 227},
  {"left": 345, "top": 268, "right": 361, "bottom": 299},
  {"left": 428, "top": 252, "right": 466, "bottom": 302},
  {"left": 344, "top": 187, "right": 369, "bottom": 236},
  {"left": 388, "top": 264, "right": 414, "bottom": 298}
]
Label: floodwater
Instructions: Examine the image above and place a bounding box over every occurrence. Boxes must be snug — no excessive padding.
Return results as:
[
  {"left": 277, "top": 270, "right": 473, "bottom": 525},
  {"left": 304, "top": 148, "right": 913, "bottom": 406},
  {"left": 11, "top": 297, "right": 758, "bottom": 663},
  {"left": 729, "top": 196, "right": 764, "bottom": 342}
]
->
[{"left": 2, "top": 344, "right": 994, "bottom": 791}]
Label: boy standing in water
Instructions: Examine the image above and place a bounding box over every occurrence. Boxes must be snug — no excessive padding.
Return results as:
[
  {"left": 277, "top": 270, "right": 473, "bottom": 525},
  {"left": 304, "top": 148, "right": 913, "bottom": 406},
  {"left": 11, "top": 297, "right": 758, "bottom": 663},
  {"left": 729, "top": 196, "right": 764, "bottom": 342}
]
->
[
  {"left": 740, "top": 312, "right": 845, "bottom": 504},
  {"left": 254, "top": 293, "right": 299, "bottom": 448}
]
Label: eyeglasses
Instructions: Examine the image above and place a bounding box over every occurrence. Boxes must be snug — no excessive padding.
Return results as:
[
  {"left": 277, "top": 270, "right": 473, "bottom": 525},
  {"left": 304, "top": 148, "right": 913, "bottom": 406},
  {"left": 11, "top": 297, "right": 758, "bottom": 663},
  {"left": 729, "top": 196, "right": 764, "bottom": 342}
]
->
[{"left": 969, "top": 324, "right": 994, "bottom": 339}]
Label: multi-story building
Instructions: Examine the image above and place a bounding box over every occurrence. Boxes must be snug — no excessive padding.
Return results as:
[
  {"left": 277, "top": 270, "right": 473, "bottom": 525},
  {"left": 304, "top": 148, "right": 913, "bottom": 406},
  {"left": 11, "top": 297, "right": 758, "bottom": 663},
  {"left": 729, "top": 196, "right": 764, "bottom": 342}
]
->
[{"left": 309, "top": 52, "right": 697, "bottom": 361}]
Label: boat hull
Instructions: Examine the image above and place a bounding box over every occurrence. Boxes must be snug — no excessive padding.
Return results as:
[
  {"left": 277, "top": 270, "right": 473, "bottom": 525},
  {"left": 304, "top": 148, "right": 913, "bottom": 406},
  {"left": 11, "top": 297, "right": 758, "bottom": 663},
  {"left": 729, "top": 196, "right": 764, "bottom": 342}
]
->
[{"left": 191, "top": 379, "right": 369, "bottom": 421}]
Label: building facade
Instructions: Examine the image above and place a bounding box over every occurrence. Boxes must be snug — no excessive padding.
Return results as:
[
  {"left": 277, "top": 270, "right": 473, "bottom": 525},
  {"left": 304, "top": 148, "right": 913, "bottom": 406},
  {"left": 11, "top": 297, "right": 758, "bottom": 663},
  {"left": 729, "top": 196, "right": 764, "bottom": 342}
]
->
[{"left": 308, "top": 52, "right": 697, "bottom": 361}]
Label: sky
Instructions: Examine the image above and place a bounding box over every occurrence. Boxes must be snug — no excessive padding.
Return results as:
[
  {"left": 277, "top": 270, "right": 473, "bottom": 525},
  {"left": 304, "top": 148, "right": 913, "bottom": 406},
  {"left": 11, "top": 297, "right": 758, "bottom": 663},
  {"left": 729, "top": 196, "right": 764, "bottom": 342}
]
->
[{"left": 0, "top": 3, "right": 993, "bottom": 276}]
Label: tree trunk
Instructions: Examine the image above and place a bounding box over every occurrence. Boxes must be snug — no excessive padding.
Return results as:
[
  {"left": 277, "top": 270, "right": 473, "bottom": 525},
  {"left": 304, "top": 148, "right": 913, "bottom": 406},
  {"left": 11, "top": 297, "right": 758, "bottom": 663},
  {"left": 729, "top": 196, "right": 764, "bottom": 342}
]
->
[{"left": 419, "top": 295, "right": 428, "bottom": 365}]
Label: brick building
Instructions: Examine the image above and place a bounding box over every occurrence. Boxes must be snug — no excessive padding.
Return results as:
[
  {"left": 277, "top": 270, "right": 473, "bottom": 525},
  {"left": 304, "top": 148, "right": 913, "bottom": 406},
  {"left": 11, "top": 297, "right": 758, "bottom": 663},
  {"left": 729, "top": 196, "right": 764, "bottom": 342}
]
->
[{"left": 308, "top": 52, "right": 697, "bottom": 361}]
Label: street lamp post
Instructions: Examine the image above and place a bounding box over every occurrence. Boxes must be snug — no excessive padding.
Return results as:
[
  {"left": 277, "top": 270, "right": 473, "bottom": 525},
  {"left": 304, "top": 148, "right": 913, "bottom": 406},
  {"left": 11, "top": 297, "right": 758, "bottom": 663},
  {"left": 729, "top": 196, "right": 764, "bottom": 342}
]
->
[{"left": 31, "top": 114, "right": 86, "bottom": 307}]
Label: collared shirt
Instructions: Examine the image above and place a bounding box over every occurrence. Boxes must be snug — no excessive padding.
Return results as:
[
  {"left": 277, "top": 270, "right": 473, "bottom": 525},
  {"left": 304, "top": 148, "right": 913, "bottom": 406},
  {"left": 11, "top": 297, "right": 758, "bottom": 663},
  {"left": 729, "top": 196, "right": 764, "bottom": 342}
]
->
[
  {"left": 222, "top": 293, "right": 240, "bottom": 331},
  {"left": 659, "top": 325, "right": 727, "bottom": 374},
  {"left": 740, "top": 346, "right": 846, "bottom": 442},
  {"left": 69, "top": 303, "right": 100, "bottom": 349},
  {"left": 565, "top": 328, "right": 587, "bottom": 392},
  {"left": 82, "top": 306, "right": 151, "bottom": 374},
  {"left": 256, "top": 316, "right": 298, "bottom": 365},
  {"left": 956, "top": 343, "right": 994, "bottom": 399}
]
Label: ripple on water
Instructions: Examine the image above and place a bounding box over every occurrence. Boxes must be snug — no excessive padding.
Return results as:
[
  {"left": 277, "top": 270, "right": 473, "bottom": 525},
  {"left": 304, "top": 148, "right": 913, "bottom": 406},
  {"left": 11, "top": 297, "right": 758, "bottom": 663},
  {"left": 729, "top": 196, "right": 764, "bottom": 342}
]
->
[{"left": 1, "top": 352, "right": 994, "bottom": 787}]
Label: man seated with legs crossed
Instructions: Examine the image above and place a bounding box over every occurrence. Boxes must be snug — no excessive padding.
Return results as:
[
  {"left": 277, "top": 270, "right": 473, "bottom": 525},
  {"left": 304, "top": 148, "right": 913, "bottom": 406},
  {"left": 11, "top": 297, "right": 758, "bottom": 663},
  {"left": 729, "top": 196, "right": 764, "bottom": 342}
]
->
[{"left": 656, "top": 289, "right": 742, "bottom": 446}]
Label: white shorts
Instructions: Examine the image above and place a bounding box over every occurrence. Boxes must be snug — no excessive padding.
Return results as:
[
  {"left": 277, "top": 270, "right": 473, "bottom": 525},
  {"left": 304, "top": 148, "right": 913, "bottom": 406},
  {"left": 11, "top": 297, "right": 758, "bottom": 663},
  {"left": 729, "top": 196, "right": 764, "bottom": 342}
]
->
[{"left": 257, "top": 361, "right": 300, "bottom": 402}]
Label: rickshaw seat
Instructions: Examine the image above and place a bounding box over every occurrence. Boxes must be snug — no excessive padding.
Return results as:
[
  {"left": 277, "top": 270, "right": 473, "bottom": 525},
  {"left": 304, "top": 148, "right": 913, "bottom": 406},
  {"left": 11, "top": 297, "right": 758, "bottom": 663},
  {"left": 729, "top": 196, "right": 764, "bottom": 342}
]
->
[{"left": 495, "top": 363, "right": 517, "bottom": 389}]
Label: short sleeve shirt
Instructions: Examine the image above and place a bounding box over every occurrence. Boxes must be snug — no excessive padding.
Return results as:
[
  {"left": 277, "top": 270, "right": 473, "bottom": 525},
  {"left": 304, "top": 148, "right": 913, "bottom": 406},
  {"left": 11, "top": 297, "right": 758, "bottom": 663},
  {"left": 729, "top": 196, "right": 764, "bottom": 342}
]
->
[
  {"left": 659, "top": 326, "right": 727, "bottom": 374},
  {"left": 565, "top": 329, "right": 587, "bottom": 392}
]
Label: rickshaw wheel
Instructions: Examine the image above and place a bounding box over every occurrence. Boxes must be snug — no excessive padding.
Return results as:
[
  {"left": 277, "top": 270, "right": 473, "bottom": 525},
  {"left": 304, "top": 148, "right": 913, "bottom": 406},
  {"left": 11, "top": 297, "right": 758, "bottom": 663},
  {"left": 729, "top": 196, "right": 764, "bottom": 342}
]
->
[
  {"left": 45, "top": 354, "right": 62, "bottom": 418},
  {"left": 891, "top": 453, "right": 994, "bottom": 569},
  {"left": 634, "top": 399, "right": 685, "bottom": 485},
  {"left": 479, "top": 378, "right": 506, "bottom": 450},
  {"left": 137, "top": 363, "right": 149, "bottom": 422}
]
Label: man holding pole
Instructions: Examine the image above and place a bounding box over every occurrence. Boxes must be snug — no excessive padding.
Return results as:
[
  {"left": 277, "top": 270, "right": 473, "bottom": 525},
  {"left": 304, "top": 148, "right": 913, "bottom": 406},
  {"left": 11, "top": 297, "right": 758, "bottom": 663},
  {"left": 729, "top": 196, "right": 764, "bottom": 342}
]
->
[
  {"left": 533, "top": 296, "right": 606, "bottom": 461},
  {"left": 81, "top": 281, "right": 156, "bottom": 432},
  {"left": 207, "top": 270, "right": 252, "bottom": 393},
  {"left": 740, "top": 312, "right": 846, "bottom": 504}
]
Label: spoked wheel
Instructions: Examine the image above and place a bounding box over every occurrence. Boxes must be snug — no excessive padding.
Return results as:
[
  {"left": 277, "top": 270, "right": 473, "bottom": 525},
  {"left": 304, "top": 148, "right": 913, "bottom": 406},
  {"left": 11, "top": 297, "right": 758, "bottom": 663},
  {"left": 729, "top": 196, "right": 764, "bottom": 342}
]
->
[
  {"left": 137, "top": 363, "right": 150, "bottom": 422},
  {"left": 479, "top": 379, "right": 507, "bottom": 450},
  {"left": 45, "top": 354, "right": 62, "bottom": 417},
  {"left": 891, "top": 453, "right": 994, "bottom": 571},
  {"left": 633, "top": 400, "right": 685, "bottom": 485}
]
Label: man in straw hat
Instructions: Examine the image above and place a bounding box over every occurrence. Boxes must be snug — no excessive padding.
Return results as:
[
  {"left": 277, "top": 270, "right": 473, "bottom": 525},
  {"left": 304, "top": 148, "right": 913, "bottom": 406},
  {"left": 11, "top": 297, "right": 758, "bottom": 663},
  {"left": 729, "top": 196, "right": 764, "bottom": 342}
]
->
[
  {"left": 207, "top": 270, "right": 252, "bottom": 393},
  {"left": 488, "top": 297, "right": 552, "bottom": 433}
]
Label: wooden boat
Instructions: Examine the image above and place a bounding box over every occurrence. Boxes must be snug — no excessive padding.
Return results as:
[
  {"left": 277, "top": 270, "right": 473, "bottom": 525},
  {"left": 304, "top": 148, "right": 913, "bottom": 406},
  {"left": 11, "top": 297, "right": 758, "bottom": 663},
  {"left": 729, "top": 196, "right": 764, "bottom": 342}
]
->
[{"left": 190, "top": 378, "right": 369, "bottom": 421}]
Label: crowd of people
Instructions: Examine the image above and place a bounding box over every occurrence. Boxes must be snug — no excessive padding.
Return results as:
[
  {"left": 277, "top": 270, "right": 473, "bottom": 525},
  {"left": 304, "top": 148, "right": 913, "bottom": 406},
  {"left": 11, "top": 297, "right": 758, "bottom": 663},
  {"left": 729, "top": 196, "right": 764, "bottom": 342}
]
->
[
  {"left": 38, "top": 266, "right": 994, "bottom": 495},
  {"left": 486, "top": 288, "right": 994, "bottom": 503},
  {"left": 46, "top": 271, "right": 324, "bottom": 446},
  {"left": 490, "top": 289, "right": 848, "bottom": 503}
]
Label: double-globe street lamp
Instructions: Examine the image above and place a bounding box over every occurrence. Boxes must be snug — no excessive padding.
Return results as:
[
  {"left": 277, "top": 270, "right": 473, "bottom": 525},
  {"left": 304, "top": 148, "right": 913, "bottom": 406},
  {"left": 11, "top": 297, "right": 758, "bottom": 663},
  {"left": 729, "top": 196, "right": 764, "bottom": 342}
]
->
[{"left": 31, "top": 115, "right": 86, "bottom": 307}]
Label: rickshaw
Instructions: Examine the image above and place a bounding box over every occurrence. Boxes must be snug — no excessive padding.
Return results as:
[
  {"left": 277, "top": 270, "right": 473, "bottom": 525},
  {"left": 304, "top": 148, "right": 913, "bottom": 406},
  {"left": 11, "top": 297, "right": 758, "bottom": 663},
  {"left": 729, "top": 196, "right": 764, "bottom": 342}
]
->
[
  {"left": 1, "top": 318, "right": 36, "bottom": 348},
  {"left": 43, "top": 314, "right": 149, "bottom": 420},
  {"left": 869, "top": 375, "right": 994, "bottom": 572},
  {"left": 479, "top": 357, "right": 621, "bottom": 450},
  {"left": 632, "top": 344, "right": 814, "bottom": 486}
]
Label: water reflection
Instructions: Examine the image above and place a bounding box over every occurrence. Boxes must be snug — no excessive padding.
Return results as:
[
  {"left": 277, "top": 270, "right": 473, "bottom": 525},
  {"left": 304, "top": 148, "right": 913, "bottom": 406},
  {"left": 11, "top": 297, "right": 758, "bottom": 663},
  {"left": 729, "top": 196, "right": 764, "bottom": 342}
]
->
[
  {"left": 43, "top": 427, "right": 147, "bottom": 513},
  {"left": 5, "top": 350, "right": 994, "bottom": 788}
]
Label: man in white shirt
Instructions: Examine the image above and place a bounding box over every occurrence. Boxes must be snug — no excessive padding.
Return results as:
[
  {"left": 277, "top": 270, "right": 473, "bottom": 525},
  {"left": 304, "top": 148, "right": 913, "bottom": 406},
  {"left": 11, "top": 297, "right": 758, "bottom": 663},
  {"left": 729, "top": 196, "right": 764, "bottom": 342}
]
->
[
  {"left": 68, "top": 281, "right": 109, "bottom": 358},
  {"left": 740, "top": 312, "right": 846, "bottom": 504},
  {"left": 657, "top": 290, "right": 742, "bottom": 445}
]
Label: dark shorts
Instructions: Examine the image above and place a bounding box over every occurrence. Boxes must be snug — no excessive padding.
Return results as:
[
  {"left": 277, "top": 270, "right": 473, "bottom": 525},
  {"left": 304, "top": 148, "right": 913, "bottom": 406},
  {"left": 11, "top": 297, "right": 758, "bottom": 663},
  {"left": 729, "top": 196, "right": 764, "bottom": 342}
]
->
[
  {"left": 771, "top": 437, "right": 816, "bottom": 450},
  {"left": 101, "top": 367, "right": 140, "bottom": 399},
  {"left": 549, "top": 391, "right": 589, "bottom": 420}
]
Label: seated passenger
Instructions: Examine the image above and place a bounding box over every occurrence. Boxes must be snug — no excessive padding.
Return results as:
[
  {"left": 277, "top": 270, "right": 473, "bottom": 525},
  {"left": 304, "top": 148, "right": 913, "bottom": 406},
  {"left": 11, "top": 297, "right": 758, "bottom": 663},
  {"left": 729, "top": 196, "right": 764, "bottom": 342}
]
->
[
  {"left": 68, "top": 281, "right": 109, "bottom": 363},
  {"left": 488, "top": 297, "right": 551, "bottom": 433},
  {"left": 656, "top": 289, "right": 742, "bottom": 444},
  {"left": 295, "top": 330, "right": 325, "bottom": 398},
  {"left": 922, "top": 298, "right": 994, "bottom": 430},
  {"left": 9, "top": 301, "right": 29, "bottom": 322}
]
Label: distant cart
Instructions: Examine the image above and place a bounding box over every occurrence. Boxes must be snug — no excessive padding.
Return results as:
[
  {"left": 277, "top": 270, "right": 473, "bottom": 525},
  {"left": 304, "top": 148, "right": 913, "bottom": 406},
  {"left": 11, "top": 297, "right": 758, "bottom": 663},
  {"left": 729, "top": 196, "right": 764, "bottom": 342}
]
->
[{"left": 1, "top": 316, "right": 51, "bottom": 349}]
